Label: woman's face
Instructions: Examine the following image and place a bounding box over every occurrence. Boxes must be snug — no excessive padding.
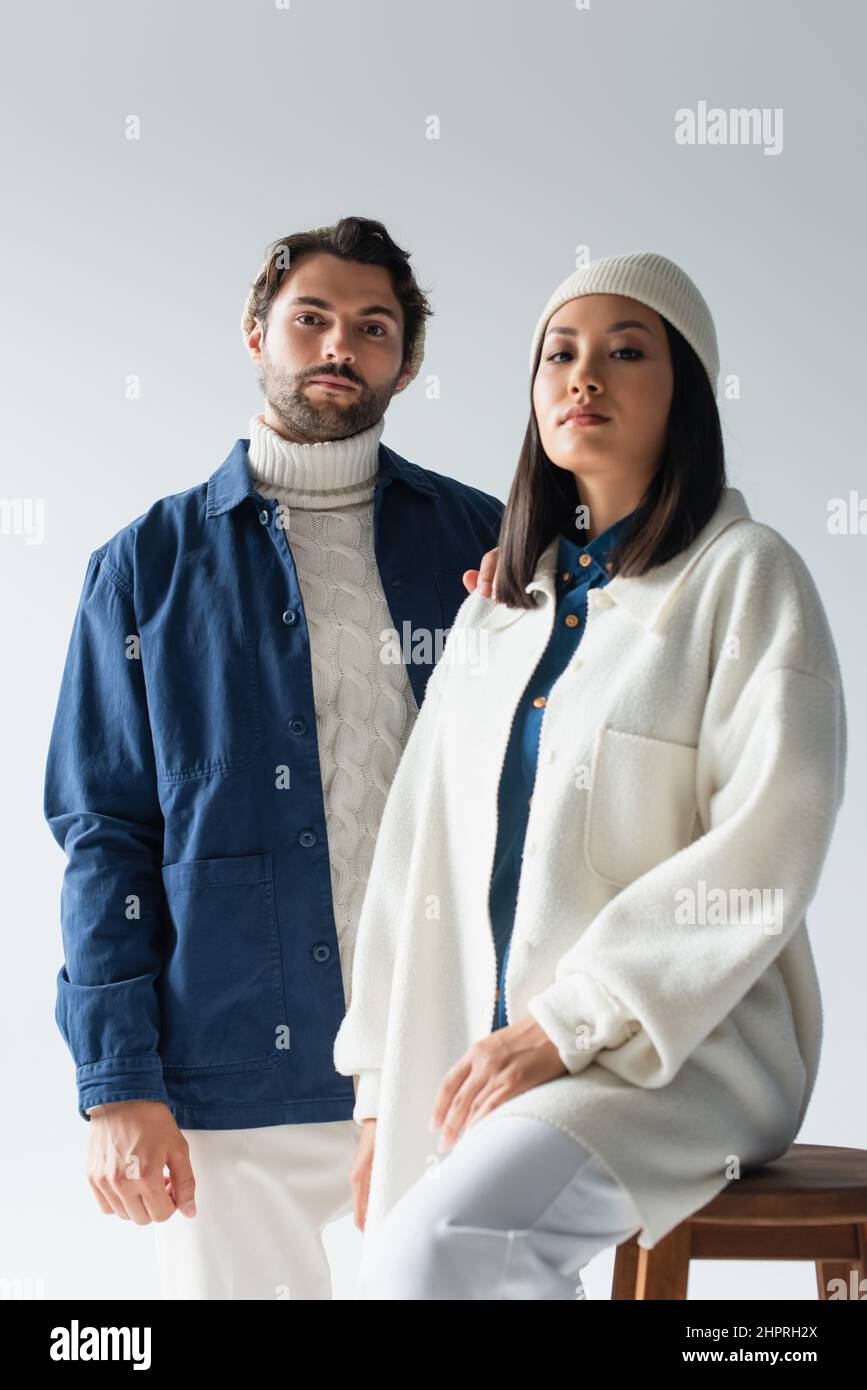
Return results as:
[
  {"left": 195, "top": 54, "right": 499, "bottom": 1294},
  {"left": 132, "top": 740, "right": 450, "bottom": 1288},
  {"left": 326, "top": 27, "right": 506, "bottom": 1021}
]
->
[{"left": 532, "top": 292, "right": 674, "bottom": 492}]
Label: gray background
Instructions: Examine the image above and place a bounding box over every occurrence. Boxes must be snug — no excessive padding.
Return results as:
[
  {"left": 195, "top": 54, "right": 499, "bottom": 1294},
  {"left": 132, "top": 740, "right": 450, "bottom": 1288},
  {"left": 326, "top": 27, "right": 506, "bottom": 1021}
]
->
[{"left": 2, "top": 0, "right": 863, "bottom": 1301}]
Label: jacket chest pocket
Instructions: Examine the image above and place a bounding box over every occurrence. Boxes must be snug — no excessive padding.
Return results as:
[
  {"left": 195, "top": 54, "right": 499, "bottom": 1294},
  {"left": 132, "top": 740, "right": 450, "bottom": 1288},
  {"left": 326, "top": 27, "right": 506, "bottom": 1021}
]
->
[
  {"left": 146, "top": 621, "right": 262, "bottom": 782},
  {"left": 157, "top": 852, "right": 287, "bottom": 1074},
  {"left": 584, "top": 727, "right": 699, "bottom": 887}
]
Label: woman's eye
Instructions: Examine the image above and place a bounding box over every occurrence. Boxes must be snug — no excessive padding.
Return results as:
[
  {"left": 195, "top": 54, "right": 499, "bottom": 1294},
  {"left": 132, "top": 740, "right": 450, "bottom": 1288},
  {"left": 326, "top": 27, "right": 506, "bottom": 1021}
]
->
[
  {"left": 612, "top": 347, "right": 643, "bottom": 359},
  {"left": 547, "top": 350, "right": 571, "bottom": 363}
]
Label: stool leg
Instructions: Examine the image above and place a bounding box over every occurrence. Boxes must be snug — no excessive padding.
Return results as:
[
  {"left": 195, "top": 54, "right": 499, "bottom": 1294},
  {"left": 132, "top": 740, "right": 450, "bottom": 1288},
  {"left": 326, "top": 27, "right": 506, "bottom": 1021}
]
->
[
  {"left": 611, "top": 1234, "right": 641, "bottom": 1299},
  {"left": 635, "top": 1223, "right": 692, "bottom": 1300},
  {"left": 816, "top": 1226, "right": 867, "bottom": 1300}
]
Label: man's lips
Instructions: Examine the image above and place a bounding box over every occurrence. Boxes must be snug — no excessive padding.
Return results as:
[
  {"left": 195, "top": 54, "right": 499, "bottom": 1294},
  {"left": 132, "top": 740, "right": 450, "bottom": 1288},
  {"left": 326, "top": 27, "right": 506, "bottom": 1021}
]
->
[{"left": 306, "top": 376, "right": 358, "bottom": 392}]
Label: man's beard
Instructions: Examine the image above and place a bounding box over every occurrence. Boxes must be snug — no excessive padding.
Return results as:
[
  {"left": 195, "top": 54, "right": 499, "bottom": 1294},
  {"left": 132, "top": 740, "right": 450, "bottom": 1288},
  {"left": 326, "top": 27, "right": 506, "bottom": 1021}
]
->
[{"left": 258, "top": 352, "right": 399, "bottom": 441}]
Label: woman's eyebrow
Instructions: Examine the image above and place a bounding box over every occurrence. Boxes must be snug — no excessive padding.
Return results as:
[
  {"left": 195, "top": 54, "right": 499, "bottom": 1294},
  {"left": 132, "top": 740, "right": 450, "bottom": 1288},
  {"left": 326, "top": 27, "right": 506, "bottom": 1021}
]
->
[{"left": 546, "top": 320, "right": 653, "bottom": 339}]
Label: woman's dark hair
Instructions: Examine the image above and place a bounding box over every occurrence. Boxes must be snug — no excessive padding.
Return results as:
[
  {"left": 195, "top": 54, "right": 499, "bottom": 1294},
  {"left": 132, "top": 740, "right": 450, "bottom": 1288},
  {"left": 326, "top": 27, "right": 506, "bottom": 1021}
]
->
[
  {"left": 493, "top": 316, "right": 727, "bottom": 608},
  {"left": 241, "top": 216, "right": 433, "bottom": 375}
]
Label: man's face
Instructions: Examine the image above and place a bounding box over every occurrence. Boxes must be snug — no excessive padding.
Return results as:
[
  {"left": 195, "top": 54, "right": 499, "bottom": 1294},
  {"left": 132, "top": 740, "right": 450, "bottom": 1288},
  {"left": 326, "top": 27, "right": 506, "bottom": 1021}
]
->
[{"left": 246, "top": 251, "right": 412, "bottom": 441}]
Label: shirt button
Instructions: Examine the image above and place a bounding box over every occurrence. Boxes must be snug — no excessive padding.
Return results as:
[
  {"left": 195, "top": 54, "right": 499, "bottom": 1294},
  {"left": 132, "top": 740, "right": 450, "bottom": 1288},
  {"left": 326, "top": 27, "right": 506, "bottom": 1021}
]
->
[
  {"left": 579, "top": 554, "right": 592, "bottom": 568},
  {"left": 532, "top": 695, "right": 547, "bottom": 708},
  {"left": 564, "top": 613, "right": 579, "bottom": 628},
  {"left": 541, "top": 748, "right": 554, "bottom": 762},
  {"left": 259, "top": 508, "right": 270, "bottom": 525},
  {"left": 282, "top": 609, "right": 298, "bottom": 625},
  {"left": 528, "top": 795, "right": 533, "bottom": 806}
]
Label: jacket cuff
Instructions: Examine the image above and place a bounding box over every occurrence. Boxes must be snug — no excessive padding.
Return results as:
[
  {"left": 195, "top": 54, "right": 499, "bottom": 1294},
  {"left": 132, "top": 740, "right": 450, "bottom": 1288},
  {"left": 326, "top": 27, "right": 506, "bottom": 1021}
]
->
[
  {"left": 352, "top": 1069, "right": 381, "bottom": 1125},
  {"left": 527, "top": 974, "right": 638, "bottom": 1075},
  {"left": 75, "top": 1055, "right": 171, "bottom": 1122}
]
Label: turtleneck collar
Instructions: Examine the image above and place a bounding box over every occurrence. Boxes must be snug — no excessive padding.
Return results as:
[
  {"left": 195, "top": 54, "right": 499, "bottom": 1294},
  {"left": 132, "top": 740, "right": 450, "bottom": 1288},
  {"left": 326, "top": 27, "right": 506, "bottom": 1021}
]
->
[{"left": 246, "top": 412, "right": 385, "bottom": 507}]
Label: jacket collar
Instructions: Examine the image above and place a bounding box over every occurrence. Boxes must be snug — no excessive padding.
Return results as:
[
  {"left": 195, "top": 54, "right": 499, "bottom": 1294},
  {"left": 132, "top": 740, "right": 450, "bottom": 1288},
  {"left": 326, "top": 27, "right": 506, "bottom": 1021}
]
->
[
  {"left": 206, "top": 437, "right": 438, "bottom": 517},
  {"left": 522, "top": 486, "right": 752, "bottom": 633}
]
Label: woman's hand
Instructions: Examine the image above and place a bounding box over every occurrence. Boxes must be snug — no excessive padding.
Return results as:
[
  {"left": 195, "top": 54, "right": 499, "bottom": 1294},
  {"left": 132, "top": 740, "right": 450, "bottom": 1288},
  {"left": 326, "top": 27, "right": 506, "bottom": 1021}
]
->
[
  {"left": 429, "top": 1017, "right": 567, "bottom": 1152},
  {"left": 349, "top": 1118, "right": 377, "bottom": 1230}
]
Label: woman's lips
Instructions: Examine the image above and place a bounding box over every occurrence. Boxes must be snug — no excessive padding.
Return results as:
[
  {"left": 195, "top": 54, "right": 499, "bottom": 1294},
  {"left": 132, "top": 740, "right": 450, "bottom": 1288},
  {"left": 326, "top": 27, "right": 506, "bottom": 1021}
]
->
[{"left": 563, "top": 414, "right": 610, "bottom": 427}]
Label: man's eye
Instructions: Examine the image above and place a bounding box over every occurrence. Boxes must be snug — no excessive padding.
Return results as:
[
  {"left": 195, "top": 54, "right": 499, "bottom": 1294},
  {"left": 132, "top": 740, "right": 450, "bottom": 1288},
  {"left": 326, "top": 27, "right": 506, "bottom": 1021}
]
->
[
  {"left": 296, "top": 314, "right": 321, "bottom": 325},
  {"left": 364, "top": 324, "right": 387, "bottom": 336}
]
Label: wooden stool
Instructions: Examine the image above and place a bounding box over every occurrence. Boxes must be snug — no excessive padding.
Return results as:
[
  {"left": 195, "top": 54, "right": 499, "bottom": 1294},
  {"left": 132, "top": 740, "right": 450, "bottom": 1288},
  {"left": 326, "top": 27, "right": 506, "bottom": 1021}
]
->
[{"left": 611, "top": 1143, "right": 867, "bottom": 1300}]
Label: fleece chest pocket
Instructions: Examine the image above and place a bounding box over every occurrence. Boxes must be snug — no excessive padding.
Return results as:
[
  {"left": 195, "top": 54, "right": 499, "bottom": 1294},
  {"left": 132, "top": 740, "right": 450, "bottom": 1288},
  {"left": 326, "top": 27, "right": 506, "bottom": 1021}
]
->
[
  {"left": 584, "top": 727, "right": 699, "bottom": 887},
  {"left": 157, "top": 852, "right": 287, "bottom": 1074}
]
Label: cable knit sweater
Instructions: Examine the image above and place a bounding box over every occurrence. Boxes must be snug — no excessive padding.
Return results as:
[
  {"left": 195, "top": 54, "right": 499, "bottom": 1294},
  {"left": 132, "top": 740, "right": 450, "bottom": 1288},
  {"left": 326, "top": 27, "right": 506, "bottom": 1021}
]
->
[{"left": 246, "top": 412, "right": 418, "bottom": 1004}]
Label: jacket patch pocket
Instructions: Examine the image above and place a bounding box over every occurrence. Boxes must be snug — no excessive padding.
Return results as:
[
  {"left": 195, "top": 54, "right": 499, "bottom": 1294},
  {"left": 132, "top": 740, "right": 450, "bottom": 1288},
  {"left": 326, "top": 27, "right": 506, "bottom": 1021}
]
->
[
  {"left": 147, "top": 606, "right": 261, "bottom": 783},
  {"left": 584, "top": 727, "right": 699, "bottom": 888},
  {"left": 158, "top": 852, "right": 287, "bottom": 1075}
]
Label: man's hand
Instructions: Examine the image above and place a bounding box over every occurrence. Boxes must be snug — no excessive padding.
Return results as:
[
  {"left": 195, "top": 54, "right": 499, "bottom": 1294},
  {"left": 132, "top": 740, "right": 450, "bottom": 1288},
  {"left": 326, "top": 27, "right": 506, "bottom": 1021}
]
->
[
  {"left": 429, "top": 1017, "right": 567, "bottom": 1152},
  {"left": 349, "top": 1118, "right": 377, "bottom": 1231},
  {"left": 462, "top": 545, "right": 501, "bottom": 601},
  {"left": 86, "top": 1099, "right": 196, "bottom": 1224}
]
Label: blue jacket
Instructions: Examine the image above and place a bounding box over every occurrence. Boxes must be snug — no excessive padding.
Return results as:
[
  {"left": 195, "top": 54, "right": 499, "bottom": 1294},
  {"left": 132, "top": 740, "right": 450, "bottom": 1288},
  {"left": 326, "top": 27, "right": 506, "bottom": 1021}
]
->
[{"left": 44, "top": 437, "right": 504, "bottom": 1126}]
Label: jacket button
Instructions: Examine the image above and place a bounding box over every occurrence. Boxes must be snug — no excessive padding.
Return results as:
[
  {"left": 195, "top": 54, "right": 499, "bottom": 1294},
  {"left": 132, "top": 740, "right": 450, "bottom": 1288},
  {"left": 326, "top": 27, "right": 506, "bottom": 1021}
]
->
[
  {"left": 564, "top": 613, "right": 579, "bottom": 628},
  {"left": 579, "top": 554, "right": 592, "bottom": 568},
  {"left": 299, "top": 829, "right": 317, "bottom": 847},
  {"left": 259, "top": 508, "right": 270, "bottom": 525},
  {"left": 282, "top": 609, "right": 298, "bottom": 625},
  {"left": 532, "top": 695, "right": 547, "bottom": 708},
  {"left": 312, "top": 943, "right": 332, "bottom": 963},
  {"left": 561, "top": 571, "right": 572, "bottom": 583},
  {"left": 391, "top": 576, "right": 404, "bottom": 587},
  {"left": 289, "top": 717, "right": 307, "bottom": 735}
]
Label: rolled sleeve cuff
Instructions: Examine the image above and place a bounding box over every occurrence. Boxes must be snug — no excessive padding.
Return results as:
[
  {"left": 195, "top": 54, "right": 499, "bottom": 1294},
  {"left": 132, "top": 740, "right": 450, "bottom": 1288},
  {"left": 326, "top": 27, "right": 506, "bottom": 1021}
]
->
[
  {"left": 352, "top": 1069, "right": 381, "bottom": 1125},
  {"left": 527, "top": 973, "right": 638, "bottom": 1076},
  {"left": 76, "top": 1055, "right": 171, "bottom": 1122}
]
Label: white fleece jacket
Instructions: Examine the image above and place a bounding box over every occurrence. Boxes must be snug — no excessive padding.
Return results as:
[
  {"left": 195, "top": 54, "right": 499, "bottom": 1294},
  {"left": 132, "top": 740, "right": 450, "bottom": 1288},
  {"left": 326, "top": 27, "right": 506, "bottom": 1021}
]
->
[{"left": 332, "top": 486, "right": 847, "bottom": 1265}]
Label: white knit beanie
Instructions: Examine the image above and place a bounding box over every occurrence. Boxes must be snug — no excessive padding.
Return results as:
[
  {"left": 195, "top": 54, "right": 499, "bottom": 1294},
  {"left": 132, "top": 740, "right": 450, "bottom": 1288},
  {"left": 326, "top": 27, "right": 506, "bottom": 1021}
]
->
[
  {"left": 241, "top": 232, "right": 425, "bottom": 394},
  {"left": 528, "top": 251, "right": 719, "bottom": 394}
]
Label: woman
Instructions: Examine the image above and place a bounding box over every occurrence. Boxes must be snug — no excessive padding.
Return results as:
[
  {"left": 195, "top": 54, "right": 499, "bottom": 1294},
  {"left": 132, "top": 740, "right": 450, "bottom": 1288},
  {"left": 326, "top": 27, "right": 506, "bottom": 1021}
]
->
[{"left": 333, "top": 251, "right": 847, "bottom": 1299}]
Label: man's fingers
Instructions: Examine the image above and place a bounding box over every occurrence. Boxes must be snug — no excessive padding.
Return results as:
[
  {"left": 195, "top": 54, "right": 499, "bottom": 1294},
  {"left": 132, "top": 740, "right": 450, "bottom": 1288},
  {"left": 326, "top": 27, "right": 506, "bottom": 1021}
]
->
[
  {"left": 478, "top": 547, "right": 499, "bottom": 590},
  {"left": 88, "top": 1175, "right": 118, "bottom": 1217},
  {"left": 166, "top": 1144, "right": 197, "bottom": 1218},
  {"left": 464, "top": 547, "right": 501, "bottom": 600}
]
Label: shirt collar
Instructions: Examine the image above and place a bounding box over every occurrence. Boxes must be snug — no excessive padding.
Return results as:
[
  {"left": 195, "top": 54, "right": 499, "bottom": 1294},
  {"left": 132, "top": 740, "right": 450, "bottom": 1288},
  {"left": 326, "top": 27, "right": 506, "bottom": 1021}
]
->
[
  {"left": 556, "top": 508, "right": 637, "bottom": 584},
  {"left": 206, "top": 437, "right": 438, "bottom": 517},
  {"left": 524, "top": 487, "right": 753, "bottom": 633}
]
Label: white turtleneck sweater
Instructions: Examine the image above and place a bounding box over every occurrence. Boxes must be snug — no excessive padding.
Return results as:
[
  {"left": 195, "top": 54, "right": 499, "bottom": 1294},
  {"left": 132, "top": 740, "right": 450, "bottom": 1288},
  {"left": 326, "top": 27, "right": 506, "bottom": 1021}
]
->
[{"left": 246, "top": 412, "right": 419, "bottom": 1005}]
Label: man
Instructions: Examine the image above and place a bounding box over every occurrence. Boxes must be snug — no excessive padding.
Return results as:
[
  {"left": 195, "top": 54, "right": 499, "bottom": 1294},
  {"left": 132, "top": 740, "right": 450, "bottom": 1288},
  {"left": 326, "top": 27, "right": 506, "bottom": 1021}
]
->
[{"left": 43, "top": 216, "right": 503, "bottom": 1299}]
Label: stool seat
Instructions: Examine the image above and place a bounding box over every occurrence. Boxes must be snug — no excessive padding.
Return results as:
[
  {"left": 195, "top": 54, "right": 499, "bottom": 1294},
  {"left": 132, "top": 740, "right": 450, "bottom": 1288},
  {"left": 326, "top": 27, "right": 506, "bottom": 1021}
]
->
[{"left": 611, "top": 1143, "right": 867, "bottom": 1300}]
